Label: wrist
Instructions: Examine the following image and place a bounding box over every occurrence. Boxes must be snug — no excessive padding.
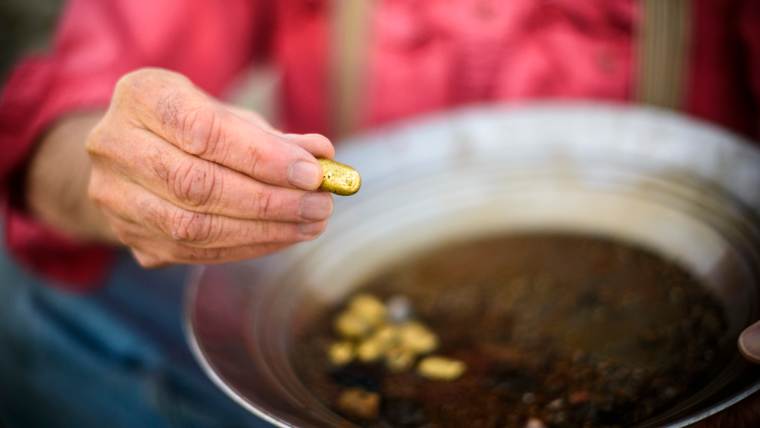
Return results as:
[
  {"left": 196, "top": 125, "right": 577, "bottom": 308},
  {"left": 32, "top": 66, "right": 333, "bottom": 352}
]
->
[{"left": 25, "top": 111, "right": 116, "bottom": 244}]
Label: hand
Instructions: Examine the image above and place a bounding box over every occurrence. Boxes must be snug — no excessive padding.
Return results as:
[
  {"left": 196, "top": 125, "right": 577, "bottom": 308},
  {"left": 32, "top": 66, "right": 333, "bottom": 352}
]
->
[
  {"left": 86, "top": 68, "right": 334, "bottom": 267},
  {"left": 739, "top": 320, "right": 760, "bottom": 364}
]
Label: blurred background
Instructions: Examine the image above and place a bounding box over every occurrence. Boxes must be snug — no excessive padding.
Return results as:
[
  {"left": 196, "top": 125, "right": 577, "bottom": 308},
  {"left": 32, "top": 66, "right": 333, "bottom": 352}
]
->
[{"left": 0, "top": 0, "right": 62, "bottom": 82}]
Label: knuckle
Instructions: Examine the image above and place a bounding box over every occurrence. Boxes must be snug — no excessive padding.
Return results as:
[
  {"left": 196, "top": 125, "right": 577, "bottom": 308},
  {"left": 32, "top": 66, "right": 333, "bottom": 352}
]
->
[
  {"left": 112, "top": 228, "right": 131, "bottom": 244},
  {"left": 156, "top": 90, "right": 186, "bottom": 136},
  {"left": 244, "top": 141, "right": 264, "bottom": 178},
  {"left": 116, "top": 68, "right": 189, "bottom": 96},
  {"left": 117, "top": 68, "right": 196, "bottom": 133},
  {"left": 114, "top": 70, "right": 141, "bottom": 97},
  {"left": 253, "top": 189, "right": 276, "bottom": 219},
  {"left": 132, "top": 250, "right": 164, "bottom": 268},
  {"left": 86, "top": 175, "right": 108, "bottom": 207},
  {"left": 85, "top": 121, "right": 120, "bottom": 158},
  {"left": 147, "top": 147, "right": 171, "bottom": 184},
  {"left": 177, "top": 106, "right": 226, "bottom": 158},
  {"left": 84, "top": 122, "right": 105, "bottom": 155},
  {"left": 168, "top": 209, "right": 217, "bottom": 243},
  {"left": 115, "top": 69, "right": 160, "bottom": 105},
  {"left": 138, "top": 197, "right": 167, "bottom": 230},
  {"left": 168, "top": 159, "right": 220, "bottom": 208}
]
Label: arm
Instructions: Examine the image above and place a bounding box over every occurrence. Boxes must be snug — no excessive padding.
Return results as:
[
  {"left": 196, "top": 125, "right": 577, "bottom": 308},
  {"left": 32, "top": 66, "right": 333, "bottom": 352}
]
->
[
  {"left": 26, "top": 111, "right": 113, "bottom": 243},
  {"left": 1, "top": 0, "right": 275, "bottom": 284}
]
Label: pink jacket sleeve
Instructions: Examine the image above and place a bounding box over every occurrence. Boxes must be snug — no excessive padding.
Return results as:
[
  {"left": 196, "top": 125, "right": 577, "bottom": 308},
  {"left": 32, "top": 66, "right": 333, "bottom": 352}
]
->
[{"left": 0, "top": 0, "right": 268, "bottom": 290}]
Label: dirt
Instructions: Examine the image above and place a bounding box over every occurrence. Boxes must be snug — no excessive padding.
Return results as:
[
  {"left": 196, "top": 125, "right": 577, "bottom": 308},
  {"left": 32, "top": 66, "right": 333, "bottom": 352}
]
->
[{"left": 291, "top": 233, "right": 728, "bottom": 428}]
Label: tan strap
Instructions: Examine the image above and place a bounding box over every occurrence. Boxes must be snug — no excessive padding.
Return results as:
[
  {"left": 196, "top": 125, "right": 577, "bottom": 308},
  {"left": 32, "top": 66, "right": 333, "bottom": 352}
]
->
[
  {"left": 636, "top": 0, "right": 691, "bottom": 110},
  {"left": 330, "top": 0, "right": 374, "bottom": 138}
]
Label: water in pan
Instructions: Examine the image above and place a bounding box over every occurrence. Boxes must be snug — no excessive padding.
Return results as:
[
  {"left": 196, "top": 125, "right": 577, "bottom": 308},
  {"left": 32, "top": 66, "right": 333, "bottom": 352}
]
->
[{"left": 291, "top": 234, "right": 728, "bottom": 428}]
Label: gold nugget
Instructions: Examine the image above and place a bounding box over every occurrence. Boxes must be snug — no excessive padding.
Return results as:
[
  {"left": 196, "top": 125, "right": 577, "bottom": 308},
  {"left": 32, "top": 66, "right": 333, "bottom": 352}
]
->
[
  {"left": 417, "top": 356, "right": 466, "bottom": 381},
  {"left": 334, "top": 312, "right": 370, "bottom": 339},
  {"left": 348, "top": 294, "right": 387, "bottom": 327},
  {"left": 373, "top": 325, "right": 400, "bottom": 348},
  {"left": 337, "top": 388, "right": 380, "bottom": 420},
  {"left": 357, "top": 338, "right": 384, "bottom": 363},
  {"left": 398, "top": 322, "right": 438, "bottom": 355},
  {"left": 328, "top": 341, "right": 355, "bottom": 366},
  {"left": 318, "top": 158, "right": 361, "bottom": 196}
]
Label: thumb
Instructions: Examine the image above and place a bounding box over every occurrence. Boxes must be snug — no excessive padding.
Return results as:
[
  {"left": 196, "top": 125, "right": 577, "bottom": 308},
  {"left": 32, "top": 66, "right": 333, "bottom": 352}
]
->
[{"left": 739, "top": 320, "right": 760, "bottom": 363}]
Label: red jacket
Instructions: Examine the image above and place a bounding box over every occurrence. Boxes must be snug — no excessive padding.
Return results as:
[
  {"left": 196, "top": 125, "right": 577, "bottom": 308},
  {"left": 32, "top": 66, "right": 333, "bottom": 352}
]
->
[{"left": 1, "top": 0, "right": 759, "bottom": 291}]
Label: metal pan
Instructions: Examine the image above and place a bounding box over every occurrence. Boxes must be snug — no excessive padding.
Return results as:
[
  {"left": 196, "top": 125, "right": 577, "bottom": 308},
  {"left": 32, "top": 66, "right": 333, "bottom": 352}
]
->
[{"left": 185, "top": 104, "right": 760, "bottom": 427}]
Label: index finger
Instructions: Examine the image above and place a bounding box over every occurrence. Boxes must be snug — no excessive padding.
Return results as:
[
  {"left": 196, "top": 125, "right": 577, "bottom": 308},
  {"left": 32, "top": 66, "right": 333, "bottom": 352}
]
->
[{"left": 120, "top": 69, "right": 334, "bottom": 190}]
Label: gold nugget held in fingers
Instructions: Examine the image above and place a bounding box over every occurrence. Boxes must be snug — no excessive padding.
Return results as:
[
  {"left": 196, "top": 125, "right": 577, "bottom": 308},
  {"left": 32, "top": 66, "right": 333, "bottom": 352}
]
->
[{"left": 318, "top": 158, "right": 361, "bottom": 196}]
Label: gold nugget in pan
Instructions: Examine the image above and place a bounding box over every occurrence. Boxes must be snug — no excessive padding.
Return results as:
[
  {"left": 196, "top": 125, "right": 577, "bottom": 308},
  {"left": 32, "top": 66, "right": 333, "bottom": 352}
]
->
[{"left": 318, "top": 158, "right": 361, "bottom": 196}]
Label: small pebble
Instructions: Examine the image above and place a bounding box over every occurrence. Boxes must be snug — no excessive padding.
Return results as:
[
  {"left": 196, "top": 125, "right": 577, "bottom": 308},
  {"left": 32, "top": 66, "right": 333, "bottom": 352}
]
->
[
  {"left": 547, "top": 398, "right": 564, "bottom": 410},
  {"left": 417, "top": 356, "right": 466, "bottom": 381},
  {"left": 337, "top": 388, "right": 380, "bottom": 420},
  {"left": 328, "top": 341, "right": 354, "bottom": 366},
  {"left": 569, "top": 390, "right": 590, "bottom": 405},
  {"left": 387, "top": 295, "right": 412, "bottom": 322}
]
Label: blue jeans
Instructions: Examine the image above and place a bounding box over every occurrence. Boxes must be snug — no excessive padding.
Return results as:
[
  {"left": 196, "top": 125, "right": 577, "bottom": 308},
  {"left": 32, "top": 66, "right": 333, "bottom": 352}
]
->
[{"left": 0, "top": 244, "right": 268, "bottom": 428}]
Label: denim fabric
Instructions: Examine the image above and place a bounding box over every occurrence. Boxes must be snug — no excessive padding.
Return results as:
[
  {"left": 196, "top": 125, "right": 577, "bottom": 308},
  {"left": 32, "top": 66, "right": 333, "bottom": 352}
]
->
[{"left": 0, "top": 245, "right": 268, "bottom": 428}]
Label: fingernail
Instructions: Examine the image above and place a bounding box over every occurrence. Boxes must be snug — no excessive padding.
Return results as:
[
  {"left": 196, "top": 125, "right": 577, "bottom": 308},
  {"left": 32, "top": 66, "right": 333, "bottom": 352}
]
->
[
  {"left": 299, "top": 193, "right": 333, "bottom": 221},
  {"left": 299, "top": 221, "right": 326, "bottom": 236},
  {"left": 739, "top": 321, "right": 760, "bottom": 362},
  {"left": 288, "top": 160, "right": 322, "bottom": 190}
]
